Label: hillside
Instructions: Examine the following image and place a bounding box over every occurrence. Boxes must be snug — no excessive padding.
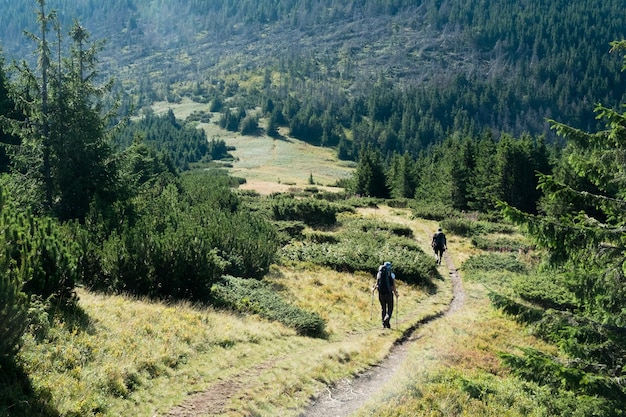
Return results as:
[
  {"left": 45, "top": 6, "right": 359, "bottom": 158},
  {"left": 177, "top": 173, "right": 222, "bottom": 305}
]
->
[
  {"left": 2, "top": 0, "right": 626, "bottom": 141},
  {"left": 7, "top": 199, "right": 580, "bottom": 417}
]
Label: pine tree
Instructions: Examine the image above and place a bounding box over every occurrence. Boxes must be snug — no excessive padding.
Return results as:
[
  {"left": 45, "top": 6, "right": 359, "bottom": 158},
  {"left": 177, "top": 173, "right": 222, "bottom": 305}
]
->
[
  {"left": 7, "top": 1, "right": 117, "bottom": 221},
  {"left": 504, "top": 41, "right": 626, "bottom": 320},
  {"left": 352, "top": 145, "right": 389, "bottom": 198},
  {"left": 387, "top": 152, "right": 416, "bottom": 199},
  {"left": 0, "top": 51, "right": 21, "bottom": 173}
]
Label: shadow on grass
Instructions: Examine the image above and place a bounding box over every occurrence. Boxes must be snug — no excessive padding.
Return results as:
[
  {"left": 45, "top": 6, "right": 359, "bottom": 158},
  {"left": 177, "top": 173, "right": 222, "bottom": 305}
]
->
[{"left": 0, "top": 358, "right": 59, "bottom": 417}]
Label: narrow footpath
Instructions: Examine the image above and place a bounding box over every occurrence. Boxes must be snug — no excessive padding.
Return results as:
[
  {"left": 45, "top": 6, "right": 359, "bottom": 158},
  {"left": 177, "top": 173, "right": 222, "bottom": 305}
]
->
[{"left": 298, "top": 251, "right": 464, "bottom": 417}]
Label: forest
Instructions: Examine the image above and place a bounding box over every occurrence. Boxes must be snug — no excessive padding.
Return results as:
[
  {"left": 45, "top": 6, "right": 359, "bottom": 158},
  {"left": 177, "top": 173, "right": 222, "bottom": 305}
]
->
[
  {"left": 1, "top": 0, "right": 626, "bottom": 149},
  {"left": 1, "top": 0, "right": 626, "bottom": 416}
]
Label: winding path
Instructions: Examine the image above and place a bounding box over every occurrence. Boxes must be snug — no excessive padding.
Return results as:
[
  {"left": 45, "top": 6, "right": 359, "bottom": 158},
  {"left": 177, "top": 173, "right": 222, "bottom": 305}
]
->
[
  {"left": 164, "top": 218, "right": 465, "bottom": 417},
  {"left": 298, "top": 251, "right": 464, "bottom": 417}
]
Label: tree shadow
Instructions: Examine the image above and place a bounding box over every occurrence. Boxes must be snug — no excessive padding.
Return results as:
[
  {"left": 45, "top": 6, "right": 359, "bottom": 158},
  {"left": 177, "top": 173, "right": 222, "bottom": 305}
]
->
[{"left": 0, "top": 358, "right": 60, "bottom": 417}]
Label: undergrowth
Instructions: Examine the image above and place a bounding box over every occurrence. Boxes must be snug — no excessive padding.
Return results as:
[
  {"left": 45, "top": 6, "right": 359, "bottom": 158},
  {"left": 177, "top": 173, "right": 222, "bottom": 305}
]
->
[
  {"left": 210, "top": 276, "right": 327, "bottom": 338},
  {"left": 280, "top": 213, "right": 437, "bottom": 286}
]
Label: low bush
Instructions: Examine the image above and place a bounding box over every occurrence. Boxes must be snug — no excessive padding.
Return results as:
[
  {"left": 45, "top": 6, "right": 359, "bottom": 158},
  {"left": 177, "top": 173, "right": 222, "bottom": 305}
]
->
[
  {"left": 471, "top": 235, "right": 529, "bottom": 252},
  {"left": 211, "top": 276, "right": 326, "bottom": 338},
  {"left": 0, "top": 274, "right": 28, "bottom": 359},
  {"left": 440, "top": 217, "right": 476, "bottom": 237},
  {"left": 441, "top": 217, "right": 517, "bottom": 238},
  {"left": 358, "top": 218, "right": 413, "bottom": 238},
  {"left": 305, "top": 231, "right": 340, "bottom": 244},
  {"left": 281, "top": 216, "right": 436, "bottom": 286},
  {"left": 512, "top": 273, "right": 578, "bottom": 310},
  {"left": 271, "top": 196, "right": 338, "bottom": 226},
  {"left": 78, "top": 173, "right": 280, "bottom": 300},
  {"left": 410, "top": 200, "right": 455, "bottom": 221},
  {"left": 462, "top": 253, "right": 528, "bottom": 274}
]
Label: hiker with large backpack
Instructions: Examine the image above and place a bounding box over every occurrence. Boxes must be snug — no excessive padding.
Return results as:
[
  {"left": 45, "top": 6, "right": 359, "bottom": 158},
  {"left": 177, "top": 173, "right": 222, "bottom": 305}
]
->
[
  {"left": 432, "top": 227, "right": 447, "bottom": 265},
  {"left": 372, "top": 261, "right": 399, "bottom": 329}
]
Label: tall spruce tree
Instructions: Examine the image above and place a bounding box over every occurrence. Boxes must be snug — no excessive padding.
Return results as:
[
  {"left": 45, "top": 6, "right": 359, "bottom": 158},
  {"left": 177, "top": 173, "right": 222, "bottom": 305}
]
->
[
  {"left": 352, "top": 144, "right": 389, "bottom": 198},
  {"left": 498, "top": 42, "right": 626, "bottom": 409},
  {"left": 386, "top": 151, "right": 416, "bottom": 199},
  {"left": 0, "top": 51, "right": 21, "bottom": 173},
  {"left": 8, "top": 1, "right": 117, "bottom": 221}
]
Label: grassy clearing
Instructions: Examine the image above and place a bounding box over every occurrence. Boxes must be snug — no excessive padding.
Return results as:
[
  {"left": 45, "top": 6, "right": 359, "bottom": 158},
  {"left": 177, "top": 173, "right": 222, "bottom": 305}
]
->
[
  {"left": 223, "top": 134, "right": 354, "bottom": 192},
  {"left": 150, "top": 99, "right": 355, "bottom": 194},
  {"left": 350, "top": 226, "right": 561, "bottom": 417},
  {"left": 150, "top": 98, "right": 209, "bottom": 120},
  {"left": 15, "top": 228, "right": 450, "bottom": 417}
]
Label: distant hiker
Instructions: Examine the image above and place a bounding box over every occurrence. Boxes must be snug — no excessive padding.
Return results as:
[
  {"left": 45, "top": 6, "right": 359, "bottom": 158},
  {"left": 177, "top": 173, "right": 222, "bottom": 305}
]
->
[
  {"left": 432, "top": 227, "right": 447, "bottom": 265},
  {"left": 372, "top": 261, "right": 399, "bottom": 329}
]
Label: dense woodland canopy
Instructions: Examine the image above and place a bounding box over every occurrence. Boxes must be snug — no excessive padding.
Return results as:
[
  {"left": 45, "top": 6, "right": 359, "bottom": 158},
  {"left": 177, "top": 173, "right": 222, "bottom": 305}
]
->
[
  {"left": 1, "top": 0, "right": 625, "bottom": 150},
  {"left": 0, "top": 0, "right": 626, "bottom": 416}
]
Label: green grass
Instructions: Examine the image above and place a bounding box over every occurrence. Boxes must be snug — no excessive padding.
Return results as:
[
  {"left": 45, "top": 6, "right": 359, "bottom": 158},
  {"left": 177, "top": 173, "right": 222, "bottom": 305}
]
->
[
  {"left": 150, "top": 99, "right": 355, "bottom": 193},
  {"left": 10, "top": 208, "right": 450, "bottom": 416},
  {"left": 5, "top": 110, "right": 580, "bottom": 416}
]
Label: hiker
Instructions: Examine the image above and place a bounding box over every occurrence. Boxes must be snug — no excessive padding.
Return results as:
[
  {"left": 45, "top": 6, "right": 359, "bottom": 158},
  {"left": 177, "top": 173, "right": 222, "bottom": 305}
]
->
[
  {"left": 372, "top": 261, "right": 399, "bottom": 329},
  {"left": 432, "top": 227, "right": 447, "bottom": 265}
]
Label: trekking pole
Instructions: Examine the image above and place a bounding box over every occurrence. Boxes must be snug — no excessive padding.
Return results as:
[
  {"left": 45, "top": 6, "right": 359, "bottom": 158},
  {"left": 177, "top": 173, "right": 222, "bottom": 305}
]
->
[
  {"left": 395, "top": 293, "right": 399, "bottom": 327},
  {"left": 370, "top": 290, "right": 374, "bottom": 320}
]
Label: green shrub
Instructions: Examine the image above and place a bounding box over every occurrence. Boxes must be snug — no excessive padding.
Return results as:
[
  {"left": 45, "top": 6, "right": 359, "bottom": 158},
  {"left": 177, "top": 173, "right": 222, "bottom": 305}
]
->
[
  {"left": 462, "top": 253, "right": 528, "bottom": 274},
  {"left": 440, "top": 217, "right": 517, "bottom": 238},
  {"left": 0, "top": 190, "right": 78, "bottom": 359},
  {"left": 312, "top": 190, "right": 351, "bottom": 202},
  {"left": 275, "top": 221, "right": 307, "bottom": 242},
  {"left": 211, "top": 276, "right": 326, "bottom": 338},
  {"left": 440, "top": 217, "right": 476, "bottom": 237},
  {"left": 410, "top": 200, "right": 455, "bottom": 221},
  {"left": 359, "top": 219, "right": 413, "bottom": 238},
  {"left": 470, "top": 235, "right": 529, "bottom": 252},
  {"left": 0, "top": 273, "right": 28, "bottom": 359},
  {"left": 512, "top": 273, "right": 577, "bottom": 310},
  {"left": 281, "top": 216, "right": 436, "bottom": 286},
  {"left": 271, "top": 196, "right": 339, "bottom": 227},
  {"left": 305, "top": 231, "right": 340, "bottom": 244},
  {"left": 79, "top": 173, "right": 280, "bottom": 300},
  {"left": 387, "top": 198, "right": 410, "bottom": 209}
]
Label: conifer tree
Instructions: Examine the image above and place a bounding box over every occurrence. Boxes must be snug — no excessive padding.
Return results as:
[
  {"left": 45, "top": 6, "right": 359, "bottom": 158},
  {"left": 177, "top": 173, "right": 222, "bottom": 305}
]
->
[
  {"left": 0, "top": 51, "right": 20, "bottom": 173},
  {"left": 352, "top": 144, "right": 389, "bottom": 198},
  {"left": 505, "top": 40, "right": 626, "bottom": 321},
  {"left": 7, "top": 1, "right": 117, "bottom": 221},
  {"left": 387, "top": 151, "right": 416, "bottom": 199}
]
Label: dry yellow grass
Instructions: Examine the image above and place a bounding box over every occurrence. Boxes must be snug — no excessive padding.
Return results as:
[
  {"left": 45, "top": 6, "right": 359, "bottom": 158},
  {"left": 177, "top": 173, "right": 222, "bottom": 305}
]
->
[{"left": 15, "top": 102, "right": 557, "bottom": 416}]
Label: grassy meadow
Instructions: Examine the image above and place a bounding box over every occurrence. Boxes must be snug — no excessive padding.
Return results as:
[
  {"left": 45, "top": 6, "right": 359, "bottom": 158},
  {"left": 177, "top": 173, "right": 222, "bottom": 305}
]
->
[
  {"left": 7, "top": 103, "right": 566, "bottom": 417},
  {"left": 150, "top": 99, "right": 355, "bottom": 194},
  {"left": 16, "top": 234, "right": 448, "bottom": 417}
]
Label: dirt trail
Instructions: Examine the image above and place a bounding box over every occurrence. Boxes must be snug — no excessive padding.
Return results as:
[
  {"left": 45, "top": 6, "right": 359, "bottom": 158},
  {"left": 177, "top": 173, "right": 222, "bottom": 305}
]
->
[
  {"left": 164, "top": 208, "right": 464, "bottom": 417},
  {"left": 298, "top": 251, "right": 464, "bottom": 417}
]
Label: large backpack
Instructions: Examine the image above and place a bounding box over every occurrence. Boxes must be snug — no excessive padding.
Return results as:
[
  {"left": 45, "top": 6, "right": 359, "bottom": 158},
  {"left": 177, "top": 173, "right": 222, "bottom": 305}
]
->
[
  {"left": 434, "top": 232, "right": 445, "bottom": 249},
  {"left": 377, "top": 265, "right": 392, "bottom": 294}
]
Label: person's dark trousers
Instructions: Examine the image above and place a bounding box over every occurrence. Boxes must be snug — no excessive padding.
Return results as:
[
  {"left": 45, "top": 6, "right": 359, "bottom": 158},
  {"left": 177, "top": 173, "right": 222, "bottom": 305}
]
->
[
  {"left": 434, "top": 245, "right": 444, "bottom": 264},
  {"left": 379, "top": 292, "right": 394, "bottom": 328}
]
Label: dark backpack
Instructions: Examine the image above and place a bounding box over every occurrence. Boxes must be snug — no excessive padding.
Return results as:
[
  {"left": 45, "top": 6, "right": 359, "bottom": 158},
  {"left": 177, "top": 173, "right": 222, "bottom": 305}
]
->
[
  {"left": 434, "top": 232, "right": 445, "bottom": 249},
  {"left": 377, "top": 265, "right": 392, "bottom": 294}
]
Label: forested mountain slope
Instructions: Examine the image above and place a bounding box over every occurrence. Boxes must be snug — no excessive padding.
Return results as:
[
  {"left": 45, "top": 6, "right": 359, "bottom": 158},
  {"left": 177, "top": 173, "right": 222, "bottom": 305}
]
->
[{"left": 1, "top": 0, "right": 625, "bottom": 141}]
